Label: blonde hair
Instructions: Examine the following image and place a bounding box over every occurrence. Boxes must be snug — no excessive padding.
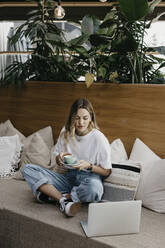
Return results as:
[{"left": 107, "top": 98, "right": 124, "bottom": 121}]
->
[{"left": 64, "top": 98, "right": 99, "bottom": 142}]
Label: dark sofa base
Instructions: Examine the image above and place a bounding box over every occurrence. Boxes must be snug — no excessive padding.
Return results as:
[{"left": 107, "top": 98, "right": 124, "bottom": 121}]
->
[{"left": 1, "top": 209, "right": 111, "bottom": 248}]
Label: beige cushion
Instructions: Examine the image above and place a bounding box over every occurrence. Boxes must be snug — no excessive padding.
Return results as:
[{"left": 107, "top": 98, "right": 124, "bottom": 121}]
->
[
  {"left": 14, "top": 133, "right": 51, "bottom": 180},
  {"left": 17, "top": 125, "right": 53, "bottom": 169},
  {"left": 0, "top": 120, "right": 53, "bottom": 150},
  {"left": 0, "top": 122, "right": 6, "bottom": 135},
  {"left": 0, "top": 121, "right": 54, "bottom": 180},
  {"left": 19, "top": 125, "right": 54, "bottom": 167},
  {"left": 21, "top": 133, "right": 50, "bottom": 167},
  {"left": 0, "top": 120, "right": 25, "bottom": 142},
  {"left": 33, "top": 126, "right": 54, "bottom": 150},
  {"left": 23, "top": 126, "right": 54, "bottom": 150}
]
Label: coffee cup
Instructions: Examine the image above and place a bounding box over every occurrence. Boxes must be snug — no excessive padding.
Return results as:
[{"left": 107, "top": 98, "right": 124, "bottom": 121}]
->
[{"left": 63, "top": 155, "right": 77, "bottom": 165}]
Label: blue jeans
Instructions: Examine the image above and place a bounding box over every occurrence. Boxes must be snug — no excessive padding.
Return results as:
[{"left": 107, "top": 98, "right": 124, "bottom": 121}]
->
[{"left": 21, "top": 164, "right": 104, "bottom": 203}]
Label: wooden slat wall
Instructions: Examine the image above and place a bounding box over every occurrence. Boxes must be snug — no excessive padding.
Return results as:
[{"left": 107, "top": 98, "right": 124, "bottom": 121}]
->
[{"left": 0, "top": 82, "right": 165, "bottom": 157}]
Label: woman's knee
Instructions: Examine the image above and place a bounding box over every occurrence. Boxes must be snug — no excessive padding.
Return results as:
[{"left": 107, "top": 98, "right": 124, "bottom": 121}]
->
[
  {"left": 78, "top": 178, "right": 103, "bottom": 202},
  {"left": 88, "top": 181, "right": 103, "bottom": 201},
  {"left": 21, "top": 163, "right": 39, "bottom": 177},
  {"left": 21, "top": 163, "right": 32, "bottom": 174}
]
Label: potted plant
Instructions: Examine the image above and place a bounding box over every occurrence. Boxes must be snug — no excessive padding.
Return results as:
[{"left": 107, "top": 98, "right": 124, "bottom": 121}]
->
[
  {"left": 1, "top": 0, "right": 86, "bottom": 85},
  {"left": 68, "top": 0, "right": 165, "bottom": 86},
  {"left": 1, "top": 0, "right": 164, "bottom": 86}
]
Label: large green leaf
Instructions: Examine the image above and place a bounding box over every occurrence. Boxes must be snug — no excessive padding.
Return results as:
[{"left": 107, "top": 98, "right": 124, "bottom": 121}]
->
[
  {"left": 148, "top": 0, "right": 162, "bottom": 14},
  {"left": 68, "top": 34, "right": 89, "bottom": 46},
  {"left": 157, "top": 62, "right": 165, "bottom": 70},
  {"left": 89, "top": 34, "right": 110, "bottom": 47},
  {"left": 81, "top": 15, "right": 100, "bottom": 35},
  {"left": 111, "top": 30, "right": 138, "bottom": 52},
  {"left": 118, "top": 0, "right": 149, "bottom": 21},
  {"left": 151, "top": 11, "right": 165, "bottom": 23}
]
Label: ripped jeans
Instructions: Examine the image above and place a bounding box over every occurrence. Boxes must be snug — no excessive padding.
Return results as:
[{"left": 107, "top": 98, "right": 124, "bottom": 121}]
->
[{"left": 21, "top": 164, "right": 104, "bottom": 203}]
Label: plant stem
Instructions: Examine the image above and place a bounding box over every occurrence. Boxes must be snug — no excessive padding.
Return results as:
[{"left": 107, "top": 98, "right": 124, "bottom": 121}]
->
[
  {"left": 139, "top": 20, "right": 146, "bottom": 83},
  {"left": 128, "top": 52, "right": 138, "bottom": 84},
  {"left": 42, "top": 0, "right": 45, "bottom": 23}
]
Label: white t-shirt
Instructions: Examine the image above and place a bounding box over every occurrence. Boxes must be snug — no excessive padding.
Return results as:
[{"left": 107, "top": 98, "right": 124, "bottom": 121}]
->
[{"left": 54, "top": 128, "right": 111, "bottom": 169}]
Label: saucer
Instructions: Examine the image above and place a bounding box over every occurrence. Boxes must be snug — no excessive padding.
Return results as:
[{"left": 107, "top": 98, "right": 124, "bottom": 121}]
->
[{"left": 62, "top": 161, "right": 78, "bottom": 169}]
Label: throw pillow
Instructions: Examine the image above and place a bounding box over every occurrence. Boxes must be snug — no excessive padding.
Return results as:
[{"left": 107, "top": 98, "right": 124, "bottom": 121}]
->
[
  {"left": 129, "top": 138, "right": 160, "bottom": 163},
  {"left": 23, "top": 126, "right": 54, "bottom": 150},
  {"left": 103, "top": 161, "right": 141, "bottom": 202},
  {"left": 137, "top": 159, "right": 165, "bottom": 213},
  {"left": 0, "top": 121, "right": 6, "bottom": 135},
  {"left": 0, "top": 135, "right": 22, "bottom": 178},
  {"left": 0, "top": 119, "right": 26, "bottom": 142},
  {"left": 14, "top": 133, "right": 51, "bottom": 180},
  {"left": 129, "top": 138, "right": 162, "bottom": 202},
  {"left": 33, "top": 125, "right": 54, "bottom": 150},
  {"left": 111, "top": 138, "right": 128, "bottom": 163},
  {"left": 18, "top": 125, "right": 54, "bottom": 167},
  {"left": 21, "top": 133, "right": 50, "bottom": 167}
]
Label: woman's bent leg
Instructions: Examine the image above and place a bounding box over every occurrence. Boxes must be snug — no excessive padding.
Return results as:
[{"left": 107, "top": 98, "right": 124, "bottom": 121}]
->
[
  {"left": 71, "top": 173, "right": 104, "bottom": 203},
  {"left": 38, "top": 184, "right": 63, "bottom": 201},
  {"left": 21, "top": 164, "right": 72, "bottom": 196},
  {"left": 21, "top": 164, "right": 81, "bottom": 216}
]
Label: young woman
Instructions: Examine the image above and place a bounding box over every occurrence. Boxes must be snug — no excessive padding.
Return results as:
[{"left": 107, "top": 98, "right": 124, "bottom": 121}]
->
[{"left": 21, "top": 98, "right": 112, "bottom": 217}]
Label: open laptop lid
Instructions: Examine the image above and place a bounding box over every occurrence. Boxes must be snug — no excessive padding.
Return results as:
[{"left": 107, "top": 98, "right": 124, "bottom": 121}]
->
[{"left": 81, "top": 200, "right": 142, "bottom": 237}]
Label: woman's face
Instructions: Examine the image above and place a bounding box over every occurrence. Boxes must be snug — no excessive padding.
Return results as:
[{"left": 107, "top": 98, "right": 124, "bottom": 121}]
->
[{"left": 75, "top": 108, "right": 91, "bottom": 135}]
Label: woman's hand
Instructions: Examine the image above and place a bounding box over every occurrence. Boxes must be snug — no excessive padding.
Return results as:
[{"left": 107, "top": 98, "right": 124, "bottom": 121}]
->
[
  {"left": 75, "top": 160, "right": 111, "bottom": 176},
  {"left": 56, "top": 152, "right": 71, "bottom": 166},
  {"left": 75, "top": 160, "right": 91, "bottom": 171}
]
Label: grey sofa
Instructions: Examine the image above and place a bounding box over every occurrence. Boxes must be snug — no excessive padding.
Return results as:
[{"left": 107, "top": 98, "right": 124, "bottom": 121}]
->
[{"left": 0, "top": 178, "right": 165, "bottom": 248}]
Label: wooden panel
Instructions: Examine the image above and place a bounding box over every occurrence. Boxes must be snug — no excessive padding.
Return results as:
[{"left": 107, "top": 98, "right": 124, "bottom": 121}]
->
[{"left": 0, "top": 82, "right": 165, "bottom": 157}]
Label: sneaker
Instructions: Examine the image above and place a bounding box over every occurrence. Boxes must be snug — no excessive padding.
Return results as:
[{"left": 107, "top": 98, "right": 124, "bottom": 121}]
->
[
  {"left": 59, "top": 197, "right": 81, "bottom": 217},
  {"left": 36, "top": 192, "right": 56, "bottom": 204},
  {"left": 36, "top": 192, "right": 70, "bottom": 204}
]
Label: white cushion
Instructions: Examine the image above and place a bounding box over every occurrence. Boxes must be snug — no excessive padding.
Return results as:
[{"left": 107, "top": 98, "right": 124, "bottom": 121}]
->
[
  {"left": 111, "top": 138, "right": 128, "bottom": 163},
  {"left": 129, "top": 138, "right": 162, "bottom": 203},
  {"left": 129, "top": 138, "right": 160, "bottom": 163},
  {"left": 136, "top": 159, "right": 165, "bottom": 213},
  {"left": 0, "top": 135, "right": 22, "bottom": 178}
]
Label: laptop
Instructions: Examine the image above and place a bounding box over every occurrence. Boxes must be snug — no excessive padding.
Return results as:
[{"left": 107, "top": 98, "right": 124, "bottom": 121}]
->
[{"left": 80, "top": 200, "right": 142, "bottom": 237}]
